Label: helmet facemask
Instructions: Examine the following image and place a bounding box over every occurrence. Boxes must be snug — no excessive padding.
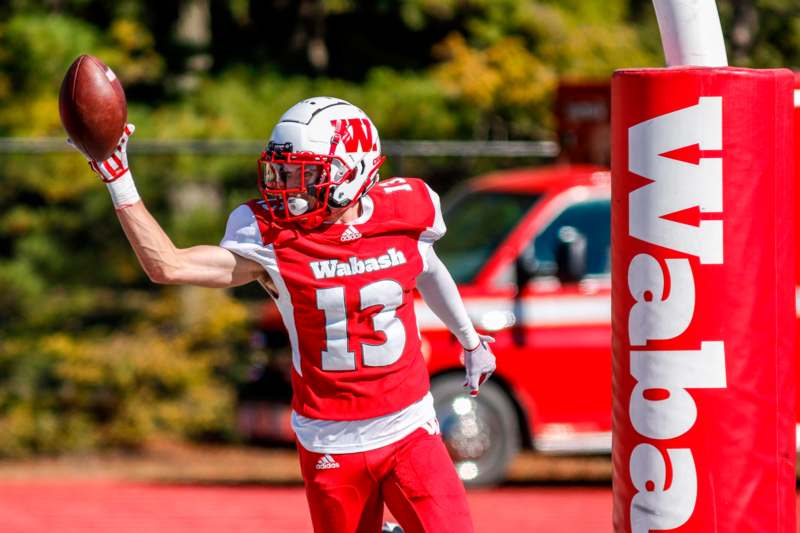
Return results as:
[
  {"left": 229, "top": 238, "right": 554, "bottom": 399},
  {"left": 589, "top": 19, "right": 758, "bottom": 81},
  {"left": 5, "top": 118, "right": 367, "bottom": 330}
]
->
[{"left": 258, "top": 142, "right": 352, "bottom": 228}]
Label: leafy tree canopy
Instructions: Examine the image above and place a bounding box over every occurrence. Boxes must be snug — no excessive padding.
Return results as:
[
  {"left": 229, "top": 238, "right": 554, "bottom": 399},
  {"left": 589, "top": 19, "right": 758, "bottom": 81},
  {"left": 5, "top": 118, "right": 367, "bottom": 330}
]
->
[{"left": 0, "top": 0, "right": 796, "bottom": 456}]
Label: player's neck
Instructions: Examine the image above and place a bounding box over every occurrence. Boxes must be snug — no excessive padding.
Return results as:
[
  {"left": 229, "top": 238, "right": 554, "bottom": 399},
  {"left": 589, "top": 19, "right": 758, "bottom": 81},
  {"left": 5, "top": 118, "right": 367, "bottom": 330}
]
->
[{"left": 329, "top": 200, "right": 362, "bottom": 224}]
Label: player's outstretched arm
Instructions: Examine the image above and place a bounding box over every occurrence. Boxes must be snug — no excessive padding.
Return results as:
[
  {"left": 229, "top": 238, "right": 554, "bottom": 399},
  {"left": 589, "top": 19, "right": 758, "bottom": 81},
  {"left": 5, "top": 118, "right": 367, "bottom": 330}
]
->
[
  {"left": 71, "top": 124, "right": 263, "bottom": 289},
  {"left": 417, "top": 248, "right": 496, "bottom": 396},
  {"left": 115, "top": 201, "right": 262, "bottom": 288}
]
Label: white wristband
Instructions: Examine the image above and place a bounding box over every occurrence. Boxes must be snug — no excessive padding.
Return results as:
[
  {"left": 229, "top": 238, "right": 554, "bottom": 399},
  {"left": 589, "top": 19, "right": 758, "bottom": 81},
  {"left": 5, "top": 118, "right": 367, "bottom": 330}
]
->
[
  {"left": 460, "top": 327, "right": 481, "bottom": 352},
  {"left": 105, "top": 170, "right": 141, "bottom": 209}
]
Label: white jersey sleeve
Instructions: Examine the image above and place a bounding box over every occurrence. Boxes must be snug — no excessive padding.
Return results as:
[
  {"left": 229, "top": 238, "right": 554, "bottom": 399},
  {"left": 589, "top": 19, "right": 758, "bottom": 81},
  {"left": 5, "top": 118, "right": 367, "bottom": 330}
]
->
[
  {"left": 418, "top": 183, "right": 447, "bottom": 272},
  {"left": 221, "top": 204, "right": 261, "bottom": 245},
  {"left": 220, "top": 204, "right": 277, "bottom": 271},
  {"left": 420, "top": 182, "right": 446, "bottom": 243}
]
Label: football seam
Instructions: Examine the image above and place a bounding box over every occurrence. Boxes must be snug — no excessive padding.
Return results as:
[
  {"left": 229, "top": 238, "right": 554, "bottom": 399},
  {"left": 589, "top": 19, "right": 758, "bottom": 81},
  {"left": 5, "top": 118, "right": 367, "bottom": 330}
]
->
[
  {"left": 71, "top": 55, "right": 86, "bottom": 102},
  {"left": 71, "top": 55, "right": 90, "bottom": 157}
]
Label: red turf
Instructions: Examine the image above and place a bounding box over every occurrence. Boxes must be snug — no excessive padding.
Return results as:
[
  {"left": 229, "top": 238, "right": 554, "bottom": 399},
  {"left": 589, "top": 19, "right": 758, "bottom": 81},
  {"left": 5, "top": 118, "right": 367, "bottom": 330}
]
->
[{"left": 0, "top": 482, "right": 612, "bottom": 532}]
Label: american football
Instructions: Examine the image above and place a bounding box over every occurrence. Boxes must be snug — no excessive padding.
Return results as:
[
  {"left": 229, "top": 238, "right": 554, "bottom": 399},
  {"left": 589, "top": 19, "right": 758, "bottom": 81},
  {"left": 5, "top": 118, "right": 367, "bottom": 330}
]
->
[{"left": 58, "top": 54, "right": 127, "bottom": 161}]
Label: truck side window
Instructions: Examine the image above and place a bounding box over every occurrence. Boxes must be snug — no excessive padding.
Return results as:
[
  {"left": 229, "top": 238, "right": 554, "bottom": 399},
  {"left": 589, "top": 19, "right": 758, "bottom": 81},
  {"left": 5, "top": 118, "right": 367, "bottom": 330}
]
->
[
  {"left": 533, "top": 198, "right": 610, "bottom": 278},
  {"left": 438, "top": 191, "right": 541, "bottom": 284}
]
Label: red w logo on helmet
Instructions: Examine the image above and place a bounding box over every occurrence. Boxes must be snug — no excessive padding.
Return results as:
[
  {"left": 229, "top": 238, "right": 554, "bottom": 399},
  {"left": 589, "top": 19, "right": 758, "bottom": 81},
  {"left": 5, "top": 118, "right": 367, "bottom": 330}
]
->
[{"left": 329, "top": 118, "right": 374, "bottom": 153}]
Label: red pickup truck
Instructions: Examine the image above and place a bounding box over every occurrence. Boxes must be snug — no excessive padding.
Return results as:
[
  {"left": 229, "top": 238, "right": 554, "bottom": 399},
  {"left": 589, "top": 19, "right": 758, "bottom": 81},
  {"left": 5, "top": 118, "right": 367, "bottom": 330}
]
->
[{"left": 418, "top": 164, "right": 613, "bottom": 485}]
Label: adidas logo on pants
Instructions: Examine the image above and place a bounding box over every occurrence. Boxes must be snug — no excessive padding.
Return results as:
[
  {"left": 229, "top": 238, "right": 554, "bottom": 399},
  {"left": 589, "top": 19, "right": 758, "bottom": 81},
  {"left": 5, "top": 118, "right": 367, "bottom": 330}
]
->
[{"left": 315, "top": 454, "right": 340, "bottom": 470}]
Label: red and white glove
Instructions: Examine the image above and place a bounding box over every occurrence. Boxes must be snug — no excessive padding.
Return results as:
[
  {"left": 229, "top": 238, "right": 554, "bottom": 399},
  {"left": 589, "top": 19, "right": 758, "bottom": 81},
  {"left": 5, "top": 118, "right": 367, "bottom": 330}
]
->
[
  {"left": 68, "top": 123, "right": 140, "bottom": 209},
  {"left": 462, "top": 334, "right": 496, "bottom": 397}
]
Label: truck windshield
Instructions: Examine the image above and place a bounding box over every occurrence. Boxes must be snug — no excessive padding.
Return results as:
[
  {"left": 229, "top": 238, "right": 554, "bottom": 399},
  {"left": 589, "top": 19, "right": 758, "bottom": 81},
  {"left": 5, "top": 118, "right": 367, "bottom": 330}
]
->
[{"left": 437, "top": 190, "right": 540, "bottom": 284}]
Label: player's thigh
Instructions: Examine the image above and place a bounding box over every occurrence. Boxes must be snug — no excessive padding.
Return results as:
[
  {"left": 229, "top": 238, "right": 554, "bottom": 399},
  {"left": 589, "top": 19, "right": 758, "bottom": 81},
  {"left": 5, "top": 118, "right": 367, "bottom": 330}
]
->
[
  {"left": 381, "top": 429, "right": 474, "bottom": 533},
  {"left": 297, "top": 446, "right": 384, "bottom": 533}
]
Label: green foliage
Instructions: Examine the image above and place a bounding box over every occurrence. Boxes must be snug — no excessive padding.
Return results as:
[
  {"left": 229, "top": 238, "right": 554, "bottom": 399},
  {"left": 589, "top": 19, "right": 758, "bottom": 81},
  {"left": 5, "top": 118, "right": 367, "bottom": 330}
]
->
[
  {"left": 718, "top": 0, "right": 800, "bottom": 68},
  {"left": 2, "top": 14, "right": 100, "bottom": 94},
  {"left": 140, "top": 67, "right": 472, "bottom": 141},
  {"left": 0, "top": 289, "right": 248, "bottom": 457},
  {"left": 0, "top": 14, "right": 99, "bottom": 136},
  {"left": 0, "top": 153, "right": 253, "bottom": 458},
  {"left": 0, "top": 12, "right": 163, "bottom": 136},
  {"left": 0, "top": 0, "right": 795, "bottom": 457}
]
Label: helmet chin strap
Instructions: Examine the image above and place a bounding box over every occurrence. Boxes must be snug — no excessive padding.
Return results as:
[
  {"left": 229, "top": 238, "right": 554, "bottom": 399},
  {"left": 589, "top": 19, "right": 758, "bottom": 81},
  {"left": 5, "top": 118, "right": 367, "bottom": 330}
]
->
[{"left": 329, "top": 174, "right": 362, "bottom": 208}]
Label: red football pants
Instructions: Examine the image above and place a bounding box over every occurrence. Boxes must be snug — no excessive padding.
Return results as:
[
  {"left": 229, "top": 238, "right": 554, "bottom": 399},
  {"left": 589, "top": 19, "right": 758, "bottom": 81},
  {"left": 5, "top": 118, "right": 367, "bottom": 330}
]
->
[{"left": 298, "top": 427, "right": 474, "bottom": 533}]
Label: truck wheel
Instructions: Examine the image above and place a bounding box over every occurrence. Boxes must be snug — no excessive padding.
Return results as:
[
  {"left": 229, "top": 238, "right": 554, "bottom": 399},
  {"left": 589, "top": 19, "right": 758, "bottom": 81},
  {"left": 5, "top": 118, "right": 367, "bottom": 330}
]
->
[{"left": 430, "top": 374, "right": 520, "bottom": 487}]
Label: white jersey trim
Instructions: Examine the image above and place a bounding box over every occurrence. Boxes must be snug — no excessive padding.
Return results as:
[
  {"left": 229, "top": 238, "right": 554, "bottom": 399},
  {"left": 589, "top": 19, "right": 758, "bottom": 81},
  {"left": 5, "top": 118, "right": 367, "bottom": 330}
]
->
[
  {"left": 418, "top": 183, "right": 446, "bottom": 273},
  {"left": 292, "top": 392, "right": 436, "bottom": 454},
  {"left": 220, "top": 204, "right": 303, "bottom": 376}
]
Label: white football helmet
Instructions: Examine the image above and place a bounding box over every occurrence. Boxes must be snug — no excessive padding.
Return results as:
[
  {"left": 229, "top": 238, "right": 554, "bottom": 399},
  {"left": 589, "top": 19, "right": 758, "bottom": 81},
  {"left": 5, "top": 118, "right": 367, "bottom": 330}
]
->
[{"left": 258, "top": 96, "right": 385, "bottom": 228}]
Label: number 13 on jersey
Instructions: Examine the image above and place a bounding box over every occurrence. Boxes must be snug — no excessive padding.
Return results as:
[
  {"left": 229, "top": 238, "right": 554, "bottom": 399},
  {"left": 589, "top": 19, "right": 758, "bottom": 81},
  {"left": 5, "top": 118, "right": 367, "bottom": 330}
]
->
[{"left": 316, "top": 279, "right": 406, "bottom": 371}]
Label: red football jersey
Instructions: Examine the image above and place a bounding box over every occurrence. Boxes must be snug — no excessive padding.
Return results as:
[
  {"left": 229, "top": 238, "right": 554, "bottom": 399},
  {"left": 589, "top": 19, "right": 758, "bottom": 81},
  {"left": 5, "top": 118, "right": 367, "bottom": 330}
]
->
[{"left": 221, "top": 177, "right": 446, "bottom": 420}]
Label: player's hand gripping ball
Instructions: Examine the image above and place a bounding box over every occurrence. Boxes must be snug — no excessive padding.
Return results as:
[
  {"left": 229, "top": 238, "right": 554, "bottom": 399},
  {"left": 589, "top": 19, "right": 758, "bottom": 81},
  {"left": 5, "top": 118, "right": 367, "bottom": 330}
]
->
[
  {"left": 59, "top": 54, "right": 127, "bottom": 161},
  {"left": 68, "top": 124, "right": 135, "bottom": 183},
  {"left": 462, "top": 335, "right": 497, "bottom": 397}
]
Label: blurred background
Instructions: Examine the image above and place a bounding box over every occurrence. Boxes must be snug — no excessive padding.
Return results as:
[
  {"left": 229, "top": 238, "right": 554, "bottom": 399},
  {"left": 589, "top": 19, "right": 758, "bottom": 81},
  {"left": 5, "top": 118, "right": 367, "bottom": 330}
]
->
[{"left": 0, "top": 1, "right": 798, "bottom": 531}]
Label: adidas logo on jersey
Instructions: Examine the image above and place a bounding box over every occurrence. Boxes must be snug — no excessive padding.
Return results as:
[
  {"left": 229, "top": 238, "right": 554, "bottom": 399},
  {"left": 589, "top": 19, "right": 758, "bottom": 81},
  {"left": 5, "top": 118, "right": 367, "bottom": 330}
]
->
[
  {"left": 310, "top": 248, "right": 407, "bottom": 279},
  {"left": 315, "top": 454, "right": 340, "bottom": 470},
  {"left": 340, "top": 225, "right": 362, "bottom": 242}
]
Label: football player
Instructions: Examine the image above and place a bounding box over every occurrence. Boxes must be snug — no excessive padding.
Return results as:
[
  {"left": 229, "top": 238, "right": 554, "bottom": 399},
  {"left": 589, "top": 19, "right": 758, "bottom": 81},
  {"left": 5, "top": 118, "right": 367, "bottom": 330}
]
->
[{"left": 72, "top": 97, "right": 496, "bottom": 533}]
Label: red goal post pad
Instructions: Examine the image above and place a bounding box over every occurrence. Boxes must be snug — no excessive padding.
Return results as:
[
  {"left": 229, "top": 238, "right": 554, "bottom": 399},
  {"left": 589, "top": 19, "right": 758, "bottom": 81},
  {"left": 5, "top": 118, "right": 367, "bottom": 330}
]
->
[
  {"left": 794, "top": 72, "right": 800, "bottom": 281},
  {"left": 611, "top": 67, "right": 796, "bottom": 533}
]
